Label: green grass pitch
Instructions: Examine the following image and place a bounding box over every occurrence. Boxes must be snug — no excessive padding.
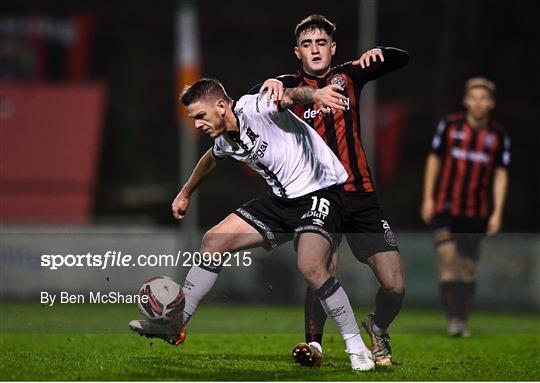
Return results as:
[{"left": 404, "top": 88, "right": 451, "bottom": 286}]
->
[{"left": 1, "top": 303, "right": 539, "bottom": 381}]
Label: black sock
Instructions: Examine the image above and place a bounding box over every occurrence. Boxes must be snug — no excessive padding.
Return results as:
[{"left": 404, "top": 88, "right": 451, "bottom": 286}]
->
[
  {"left": 454, "top": 282, "right": 465, "bottom": 320},
  {"left": 462, "top": 282, "right": 476, "bottom": 321},
  {"left": 304, "top": 287, "right": 327, "bottom": 345},
  {"left": 440, "top": 282, "right": 460, "bottom": 319},
  {"left": 373, "top": 286, "right": 404, "bottom": 330}
]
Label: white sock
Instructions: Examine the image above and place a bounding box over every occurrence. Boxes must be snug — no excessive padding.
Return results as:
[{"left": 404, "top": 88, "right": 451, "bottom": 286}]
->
[
  {"left": 344, "top": 333, "right": 367, "bottom": 353},
  {"left": 182, "top": 266, "right": 220, "bottom": 324},
  {"left": 316, "top": 277, "right": 368, "bottom": 353}
]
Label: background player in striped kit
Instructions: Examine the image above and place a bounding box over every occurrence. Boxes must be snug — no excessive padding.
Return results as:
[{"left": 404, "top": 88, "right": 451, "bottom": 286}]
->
[
  {"left": 253, "top": 15, "right": 409, "bottom": 367},
  {"left": 421, "top": 77, "right": 510, "bottom": 337}
]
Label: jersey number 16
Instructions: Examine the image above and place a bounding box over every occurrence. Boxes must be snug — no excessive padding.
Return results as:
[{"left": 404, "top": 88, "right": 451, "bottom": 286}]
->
[{"left": 310, "top": 196, "right": 330, "bottom": 215}]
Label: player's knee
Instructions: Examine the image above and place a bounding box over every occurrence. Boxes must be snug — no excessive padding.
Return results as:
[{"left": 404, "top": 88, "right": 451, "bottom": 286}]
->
[
  {"left": 382, "top": 276, "right": 405, "bottom": 301},
  {"left": 461, "top": 261, "right": 476, "bottom": 281},
  {"left": 298, "top": 262, "right": 318, "bottom": 279},
  {"left": 437, "top": 245, "right": 458, "bottom": 276},
  {"left": 200, "top": 231, "right": 229, "bottom": 254},
  {"left": 438, "top": 263, "right": 456, "bottom": 282},
  {"left": 437, "top": 241, "right": 457, "bottom": 259},
  {"left": 298, "top": 261, "right": 325, "bottom": 284},
  {"left": 388, "top": 285, "right": 405, "bottom": 301},
  {"left": 388, "top": 283, "right": 405, "bottom": 300},
  {"left": 438, "top": 260, "right": 454, "bottom": 271},
  {"left": 462, "top": 273, "right": 475, "bottom": 283},
  {"left": 439, "top": 272, "right": 458, "bottom": 283}
]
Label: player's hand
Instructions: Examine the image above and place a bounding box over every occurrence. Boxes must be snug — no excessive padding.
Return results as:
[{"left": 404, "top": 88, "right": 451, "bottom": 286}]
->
[
  {"left": 352, "top": 48, "right": 384, "bottom": 68},
  {"left": 314, "top": 84, "right": 347, "bottom": 113},
  {"left": 259, "top": 79, "right": 284, "bottom": 101},
  {"left": 172, "top": 192, "right": 190, "bottom": 220},
  {"left": 487, "top": 213, "right": 502, "bottom": 236},
  {"left": 421, "top": 198, "right": 435, "bottom": 224}
]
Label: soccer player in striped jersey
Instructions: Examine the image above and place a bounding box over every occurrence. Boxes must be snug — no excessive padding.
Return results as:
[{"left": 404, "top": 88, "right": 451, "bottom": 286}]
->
[
  {"left": 253, "top": 15, "right": 408, "bottom": 366},
  {"left": 130, "top": 78, "right": 377, "bottom": 371},
  {"left": 421, "top": 77, "right": 510, "bottom": 337}
]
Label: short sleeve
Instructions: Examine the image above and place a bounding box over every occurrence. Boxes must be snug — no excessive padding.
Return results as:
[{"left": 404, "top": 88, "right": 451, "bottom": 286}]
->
[
  {"left": 495, "top": 133, "right": 511, "bottom": 168},
  {"left": 430, "top": 119, "right": 448, "bottom": 155},
  {"left": 242, "top": 93, "right": 281, "bottom": 119}
]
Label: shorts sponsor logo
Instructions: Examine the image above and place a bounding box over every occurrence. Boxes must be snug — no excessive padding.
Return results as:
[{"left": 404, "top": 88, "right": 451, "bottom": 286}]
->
[
  {"left": 382, "top": 219, "right": 397, "bottom": 247},
  {"left": 302, "top": 210, "right": 327, "bottom": 220}
]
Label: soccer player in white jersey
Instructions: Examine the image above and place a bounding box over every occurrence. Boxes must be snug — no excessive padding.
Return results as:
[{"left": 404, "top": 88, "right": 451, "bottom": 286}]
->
[{"left": 130, "top": 78, "right": 376, "bottom": 371}]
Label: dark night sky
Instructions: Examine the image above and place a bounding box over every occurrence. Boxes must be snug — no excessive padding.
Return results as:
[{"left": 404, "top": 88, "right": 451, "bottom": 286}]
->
[{"left": 2, "top": 0, "right": 539, "bottom": 231}]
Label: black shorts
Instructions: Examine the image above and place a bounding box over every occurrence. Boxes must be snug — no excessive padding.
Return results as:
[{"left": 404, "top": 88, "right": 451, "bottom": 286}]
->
[
  {"left": 431, "top": 213, "right": 488, "bottom": 260},
  {"left": 338, "top": 191, "right": 399, "bottom": 263},
  {"left": 234, "top": 185, "right": 345, "bottom": 251}
]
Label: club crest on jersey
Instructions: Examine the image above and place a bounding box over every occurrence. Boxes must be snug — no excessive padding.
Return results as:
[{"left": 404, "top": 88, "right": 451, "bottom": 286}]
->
[
  {"left": 331, "top": 74, "right": 346, "bottom": 88},
  {"left": 484, "top": 133, "right": 496, "bottom": 150},
  {"left": 245, "top": 127, "right": 260, "bottom": 144},
  {"left": 381, "top": 219, "right": 397, "bottom": 247}
]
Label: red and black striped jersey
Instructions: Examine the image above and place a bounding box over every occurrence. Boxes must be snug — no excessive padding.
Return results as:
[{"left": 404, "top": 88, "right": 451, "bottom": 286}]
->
[
  {"left": 431, "top": 112, "right": 511, "bottom": 218},
  {"left": 249, "top": 47, "right": 409, "bottom": 193}
]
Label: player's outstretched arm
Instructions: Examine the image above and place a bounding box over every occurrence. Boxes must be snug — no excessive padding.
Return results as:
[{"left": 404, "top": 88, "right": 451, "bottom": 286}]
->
[
  {"left": 279, "top": 85, "right": 347, "bottom": 111},
  {"left": 172, "top": 148, "right": 222, "bottom": 220},
  {"left": 346, "top": 46, "right": 409, "bottom": 84},
  {"left": 247, "top": 74, "right": 300, "bottom": 100}
]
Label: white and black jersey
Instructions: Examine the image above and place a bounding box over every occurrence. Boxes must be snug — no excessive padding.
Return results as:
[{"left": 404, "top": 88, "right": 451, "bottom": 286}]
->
[{"left": 213, "top": 93, "right": 348, "bottom": 198}]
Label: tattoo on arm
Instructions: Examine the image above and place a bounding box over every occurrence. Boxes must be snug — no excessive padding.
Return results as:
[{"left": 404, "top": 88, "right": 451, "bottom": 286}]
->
[{"left": 279, "top": 87, "right": 315, "bottom": 109}]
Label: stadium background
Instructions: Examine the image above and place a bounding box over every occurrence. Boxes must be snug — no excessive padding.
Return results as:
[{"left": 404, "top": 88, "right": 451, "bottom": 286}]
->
[{"left": 1, "top": 0, "right": 539, "bottom": 318}]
